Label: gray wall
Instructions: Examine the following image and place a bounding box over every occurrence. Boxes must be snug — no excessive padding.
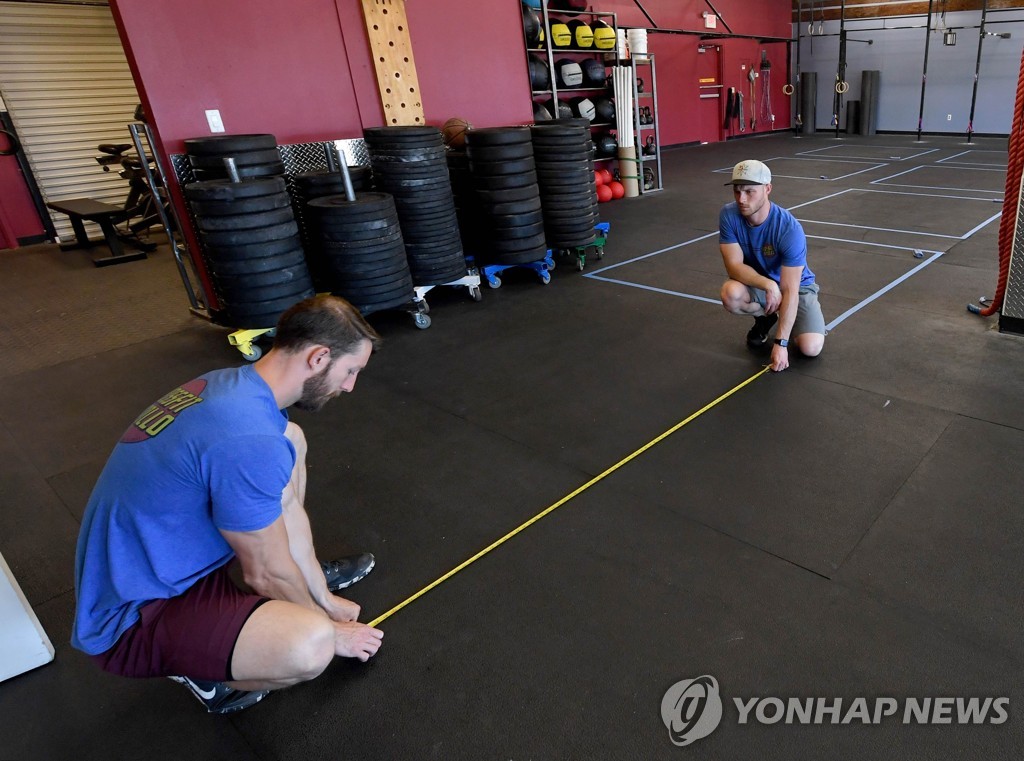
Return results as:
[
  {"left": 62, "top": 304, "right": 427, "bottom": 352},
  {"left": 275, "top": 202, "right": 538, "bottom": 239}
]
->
[{"left": 795, "top": 9, "right": 1024, "bottom": 134}]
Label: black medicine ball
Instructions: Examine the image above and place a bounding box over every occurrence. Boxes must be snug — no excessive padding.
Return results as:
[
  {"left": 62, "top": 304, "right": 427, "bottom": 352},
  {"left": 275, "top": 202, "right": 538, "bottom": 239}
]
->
[
  {"left": 592, "top": 96, "right": 615, "bottom": 123},
  {"left": 522, "top": 4, "right": 541, "bottom": 48},
  {"left": 528, "top": 54, "right": 550, "bottom": 91},
  {"left": 595, "top": 132, "right": 617, "bottom": 157},
  {"left": 545, "top": 99, "right": 575, "bottom": 120},
  {"left": 580, "top": 58, "right": 607, "bottom": 88},
  {"left": 533, "top": 101, "right": 554, "bottom": 122},
  {"left": 556, "top": 59, "right": 583, "bottom": 88}
]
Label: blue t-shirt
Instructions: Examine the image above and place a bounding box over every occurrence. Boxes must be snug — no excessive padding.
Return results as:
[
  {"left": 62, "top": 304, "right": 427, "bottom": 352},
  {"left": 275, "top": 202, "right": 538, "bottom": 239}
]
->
[
  {"left": 72, "top": 365, "right": 295, "bottom": 656},
  {"left": 719, "top": 201, "right": 816, "bottom": 286}
]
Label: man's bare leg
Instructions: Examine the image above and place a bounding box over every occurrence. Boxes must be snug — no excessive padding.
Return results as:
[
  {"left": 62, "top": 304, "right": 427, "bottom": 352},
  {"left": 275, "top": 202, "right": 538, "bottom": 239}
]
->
[{"left": 720, "top": 279, "right": 765, "bottom": 316}]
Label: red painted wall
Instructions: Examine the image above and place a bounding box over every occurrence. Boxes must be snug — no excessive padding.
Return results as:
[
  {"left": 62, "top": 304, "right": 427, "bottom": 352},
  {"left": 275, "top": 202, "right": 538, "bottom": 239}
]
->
[{"left": 0, "top": 138, "right": 45, "bottom": 250}]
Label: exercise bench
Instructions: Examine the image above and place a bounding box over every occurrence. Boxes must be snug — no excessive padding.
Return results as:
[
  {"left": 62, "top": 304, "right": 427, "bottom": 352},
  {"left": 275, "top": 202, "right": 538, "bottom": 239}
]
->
[{"left": 46, "top": 198, "right": 154, "bottom": 267}]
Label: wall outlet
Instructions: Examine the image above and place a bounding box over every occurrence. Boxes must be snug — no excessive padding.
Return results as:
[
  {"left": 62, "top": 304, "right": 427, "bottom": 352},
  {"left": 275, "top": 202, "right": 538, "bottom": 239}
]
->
[
  {"left": 947, "top": 114, "right": 952, "bottom": 121},
  {"left": 205, "top": 109, "right": 225, "bottom": 133}
]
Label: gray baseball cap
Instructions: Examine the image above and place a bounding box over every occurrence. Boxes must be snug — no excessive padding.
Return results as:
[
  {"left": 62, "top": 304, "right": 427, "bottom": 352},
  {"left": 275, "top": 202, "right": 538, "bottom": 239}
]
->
[{"left": 725, "top": 159, "right": 772, "bottom": 185}]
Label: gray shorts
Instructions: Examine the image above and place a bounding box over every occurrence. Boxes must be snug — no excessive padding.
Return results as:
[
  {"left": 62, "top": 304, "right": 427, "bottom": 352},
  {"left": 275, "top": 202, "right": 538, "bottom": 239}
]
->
[{"left": 748, "top": 283, "right": 826, "bottom": 336}]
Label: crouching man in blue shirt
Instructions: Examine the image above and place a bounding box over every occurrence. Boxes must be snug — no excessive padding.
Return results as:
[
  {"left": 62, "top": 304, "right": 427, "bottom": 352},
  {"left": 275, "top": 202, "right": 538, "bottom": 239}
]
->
[{"left": 719, "top": 160, "right": 826, "bottom": 372}]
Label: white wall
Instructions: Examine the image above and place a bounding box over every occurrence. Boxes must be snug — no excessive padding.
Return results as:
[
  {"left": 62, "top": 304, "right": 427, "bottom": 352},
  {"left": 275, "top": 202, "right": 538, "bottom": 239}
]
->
[{"left": 795, "top": 9, "right": 1024, "bottom": 134}]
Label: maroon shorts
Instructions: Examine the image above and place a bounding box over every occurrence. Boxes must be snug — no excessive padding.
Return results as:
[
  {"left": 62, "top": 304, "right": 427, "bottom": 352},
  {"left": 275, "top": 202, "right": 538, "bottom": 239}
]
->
[{"left": 90, "top": 565, "right": 268, "bottom": 682}]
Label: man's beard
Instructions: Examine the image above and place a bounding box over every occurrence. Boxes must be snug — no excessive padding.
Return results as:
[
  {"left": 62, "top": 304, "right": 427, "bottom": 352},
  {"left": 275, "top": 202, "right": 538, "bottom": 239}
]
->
[{"left": 293, "top": 364, "right": 334, "bottom": 412}]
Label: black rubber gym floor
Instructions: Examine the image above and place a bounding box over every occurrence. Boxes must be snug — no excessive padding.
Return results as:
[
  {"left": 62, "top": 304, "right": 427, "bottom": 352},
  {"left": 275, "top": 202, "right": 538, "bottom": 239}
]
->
[{"left": 1, "top": 132, "right": 1022, "bottom": 760}]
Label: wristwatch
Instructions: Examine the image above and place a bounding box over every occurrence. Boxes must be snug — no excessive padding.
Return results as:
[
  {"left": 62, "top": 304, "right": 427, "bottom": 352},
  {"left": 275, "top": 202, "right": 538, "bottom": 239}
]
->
[{"left": 774, "top": 338, "right": 789, "bottom": 348}]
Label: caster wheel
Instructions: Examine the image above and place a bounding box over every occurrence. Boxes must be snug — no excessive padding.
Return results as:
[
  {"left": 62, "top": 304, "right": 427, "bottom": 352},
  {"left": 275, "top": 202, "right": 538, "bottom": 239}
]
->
[
  {"left": 469, "top": 286, "right": 483, "bottom": 302},
  {"left": 418, "top": 301, "right": 430, "bottom": 314},
  {"left": 488, "top": 275, "right": 502, "bottom": 289},
  {"left": 540, "top": 272, "right": 551, "bottom": 285},
  {"left": 595, "top": 247, "right": 604, "bottom": 259},
  {"left": 241, "top": 344, "right": 262, "bottom": 361},
  {"left": 576, "top": 257, "right": 585, "bottom": 272},
  {"left": 547, "top": 258, "right": 556, "bottom": 271},
  {"left": 265, "top": 328, "right": 277, "bottom": 338},
  {"left": 414, "top": 313, "right": 431, "bottom": 330}
]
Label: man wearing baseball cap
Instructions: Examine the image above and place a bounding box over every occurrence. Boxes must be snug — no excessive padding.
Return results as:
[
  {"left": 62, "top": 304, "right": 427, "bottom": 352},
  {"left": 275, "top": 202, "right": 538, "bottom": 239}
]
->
[{"left": 719, "top": 160, "right": 825, "bottom": 372}]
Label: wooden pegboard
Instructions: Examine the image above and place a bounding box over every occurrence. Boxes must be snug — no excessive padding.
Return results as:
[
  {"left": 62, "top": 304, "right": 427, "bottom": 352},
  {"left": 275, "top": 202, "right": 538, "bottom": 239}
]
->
[{"left": 360, "top": 0, "right": 425, "bottom": 126}]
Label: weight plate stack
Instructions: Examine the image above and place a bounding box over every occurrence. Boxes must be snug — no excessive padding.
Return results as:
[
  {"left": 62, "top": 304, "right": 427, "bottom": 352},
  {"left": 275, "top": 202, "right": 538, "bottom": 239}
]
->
[
  {"left": 531, "top": 123, "right": 599, "bottom": 249},
  {"left": 184, "top": 133, "right": 286, "bottom": 183},
  {"left": 184, "top": 176, "right": 314, "bottom": 329},
  {"left": 306, "top": 192, "right": 415, "bottom": 313},
  {"left": 447, "top": 151, "right": 487, "bottom": 258},
  {"left": 364, "top": 126, "right": 467, "bottom": 286},
  {"left": 291, "top": 167, "right": 374, "bottom": 290},
  {"left": 464, "top": 127, "right": 547, "bottom": 266}
]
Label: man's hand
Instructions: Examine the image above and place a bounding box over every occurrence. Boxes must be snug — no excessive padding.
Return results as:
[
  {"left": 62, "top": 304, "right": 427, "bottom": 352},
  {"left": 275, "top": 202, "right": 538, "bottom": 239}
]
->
[
  {"left": 770, "top": 343, "right": 790, "bottom": 372},
  {"left": 333, "top": 621, "right": 383, "bottom": 662},
  {"left": 764, "top": 281, "right": 783, "bottom": 314},
  {"left": 322, "top": 595, "right": 360, "bottom": 623}
]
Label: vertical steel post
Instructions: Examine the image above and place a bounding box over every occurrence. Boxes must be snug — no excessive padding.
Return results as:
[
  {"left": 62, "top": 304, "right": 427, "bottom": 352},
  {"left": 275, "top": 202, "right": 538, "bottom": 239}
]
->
[
  {"left": 917, "top": 0, "right": 935, "bottom": 141},
  {"left": 967, "top": 0, "right": 989, "bottom": 144}
]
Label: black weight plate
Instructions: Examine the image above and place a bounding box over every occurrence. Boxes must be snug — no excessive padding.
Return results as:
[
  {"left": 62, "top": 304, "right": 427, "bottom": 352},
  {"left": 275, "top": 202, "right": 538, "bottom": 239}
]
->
[
  {"left": 536, "top": 159, "right": 592, "bottom": 172},
  {"left": 319, "top": 231, "right": 404, "bottom": 251},
  {"left": 192, "top": 162, "right": 286, "bottom": 181},
  {"left": 223, "top": 283, "right": 314, "bottom": 309},
  {"left": 369, "top": 147, "right": 447, "bottom": 162},
  {"left": 364, "top": 125, "right": 441, "bottom": 140},
  {"left": 411, "top": 271, "right": 468, "bottom": 287},
  {"left": 311, "top": 216, "right": 400, "bottom": 234},
  {"left": 331, "top": 269, "right": 412, "bottom": 290},
  {"left": 196, "top": 206, "right": 295, "bottom": 232},
  {"left": 543, "top": 213, "right": 598, "bottom": 226},
  {"left": 341, "top": 282, "right": 415, "bottom": 300},
  {"left": 315, "top": 225, "right": 402, "bottom": 243},
  {"left": 531, "top": 135, "right": 591, "bottom": 148},
  {"left": 532, "top": 149, "right": 593, "bottom": 162},
  {"left": 489, "top": 232, "right": 548, "bottom": 252},
  {"left": 307, "top": 192, "right": 396, "bottom": 215},
  {"left": 184, "top": 134, "right": 277, "bottom": 156},
  {"left": 495, "top": 221, "right": 546, "bottom": 240},
  {"left": 373, "top": 168, "right": 450, "bottom": 182},
  {"left": 213, "top": 264, "right": 310, "bottom": 290},
  {"left": 184, "top": 177, "right": 286, "bottom": 202},
  {"left": 375, "top": 177, "right": 452, "bottom": 191},
  {"left": 465, "top": 142, "right": 535, "bottom": 161},
  {"left": 190, "top": 192, "right": 293, "bottom": 216},
  {"left": 474, "top": 185, "right": 541, "bottom": 204},
  {"left": 393, "top": 196, "right": 456, "bottom": 212},
  {"left": 309, "top": 208, "right": 400, "bottom": 228},
  {"left": 328, "top": 258, "right": 410, "bottom": 278},
  {"left": 404, "top": 236, "right": 463, "bottom": 253},
  {"left": 550, "top": 233, "right": 597, "bottom": 247},
  {"left": 473, "top": 173, "right": 539, "bottom": 191},
  {"left": 536, "top": 173, "right": 593, "bottom": 187},
  {"left": 468, "top": 158, "right": 537, "bottom": 176},
  {"left": 489, "top": 249, "right": 549, "bottom": 266},
  {"left": 541, "top": 200, "right": 597, "bottom": 214},
  {"left": 218, "top": 273, "right": 314, "bottom": 303},
  {"left": 463, "top": 127, "right": 532, "bottom": 146},
  {"left": 201, "top": 220, "right": 299, "bottom": 246},
  {"left": 487, "top": 210, "right": 545, "bottom": 228},
  {"left": 487, "top": 197, "right": 543, "bottom": 216},
  {"left": 207, "top": 247, "right": 307, "bottom": 275},
  {"left": 188, "top": 148, "right": 281, "bottom": 169},
  {"left": 403, "top": 227, "right": 460, "bottom": 244},
  {"left": 204, "top": 234, "right": 303, "bottom": 260}
]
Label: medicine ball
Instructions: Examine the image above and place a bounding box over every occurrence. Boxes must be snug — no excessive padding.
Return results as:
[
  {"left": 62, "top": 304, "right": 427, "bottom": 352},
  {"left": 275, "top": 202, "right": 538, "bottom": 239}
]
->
[
  {"left": 595, "top": 132, "right": 617, "bottom": 157},
  {"left": 545, "top": 99, "right": 575, "bottom": 120},
  {"left": 592, "top": 20, "right": 616, "bottom": 50},
  {"left": 556, "top": 59, "right": 583, "bottom": 88},
  {"left": 528, "top": 54, "right": 550, "bottom": 91},
  {"left": 572, "top": 97, "right": 596, "bottom": 121},
  {"left": 580, "top": 58, "right": 607, "bottom": 87},
  {"left": 533, "top": 101, "right": 554, "bottom": 122},
  {"left": 592, "top": 96, "right": 615, "bottom": 123},
  {"left": 566, "top": 19, "right": 593, "bottom": 48},
  {"left": 549, "top": 21, "right": 572, "bottom": 48},
  {"left": 522, "top": 4, "right": 541, "bottom": 48}
]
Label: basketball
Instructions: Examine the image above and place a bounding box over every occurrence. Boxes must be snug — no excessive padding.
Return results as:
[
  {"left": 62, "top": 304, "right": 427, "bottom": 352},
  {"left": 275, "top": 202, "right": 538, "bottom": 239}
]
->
[{"left": 442, "top": 117, "right": 472, "bottom": 149}]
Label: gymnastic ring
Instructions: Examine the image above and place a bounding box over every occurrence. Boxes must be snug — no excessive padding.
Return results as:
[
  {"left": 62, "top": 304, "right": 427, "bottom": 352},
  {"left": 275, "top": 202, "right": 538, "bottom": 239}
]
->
[
  {"left": 0, "top": 128, "right": 20, "bottom": 156},
  {"left": 782, "top": 83, "right": 795, "bottom": 96},
  {"left": 835, "top": 80, "right": 849, "bottom": 94}
]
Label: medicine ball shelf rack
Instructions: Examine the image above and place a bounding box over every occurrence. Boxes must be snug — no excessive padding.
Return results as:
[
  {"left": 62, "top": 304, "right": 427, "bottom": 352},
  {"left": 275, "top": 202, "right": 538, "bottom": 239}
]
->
[{"left": 522, "top": 2, "right": 663, "bottom": 193}]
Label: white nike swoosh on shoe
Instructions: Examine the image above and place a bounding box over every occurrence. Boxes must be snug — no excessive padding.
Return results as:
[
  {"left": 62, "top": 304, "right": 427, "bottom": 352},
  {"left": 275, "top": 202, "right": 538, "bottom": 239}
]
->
[{"left": 182, "top": 677, "right": 218, "bottom": 700}]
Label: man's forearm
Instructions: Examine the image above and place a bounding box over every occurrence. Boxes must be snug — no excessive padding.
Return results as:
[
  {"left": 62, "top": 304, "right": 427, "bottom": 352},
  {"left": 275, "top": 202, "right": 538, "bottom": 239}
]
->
[
  {"left": 282, "top": 500, "right": 335, "bottom": 608},
  {"left": 726, "top": 260, "right": 775, "bottom": 291},
  {"left": 776, "top": 288, "right": 799, "bottom": 339},
  {"left": 244, "top": 557, "right": 322, "bottom": 614}
]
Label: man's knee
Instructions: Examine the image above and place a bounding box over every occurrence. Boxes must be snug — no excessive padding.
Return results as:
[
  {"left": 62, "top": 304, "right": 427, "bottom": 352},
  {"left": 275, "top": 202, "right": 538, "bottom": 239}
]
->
[
  {"left": 720, "top": 280, "right": 747, "bottom": 313},
  {"left": 284, "top": 617, "right": 335, "bottom": 683},
  {"left": 798, "top": 333, "right": 824, "bottom": 357}
]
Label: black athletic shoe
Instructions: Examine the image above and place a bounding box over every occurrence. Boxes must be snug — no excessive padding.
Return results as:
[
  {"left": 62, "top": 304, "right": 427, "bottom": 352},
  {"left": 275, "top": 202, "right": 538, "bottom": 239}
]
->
[
  {"left": 746, "top": 313, "right": 778, "bottom": 348},
  {"left": 321, "top": 553, "right": 375, "bottom": 592},
  {"left": 168, "top": 675, "right": 269, "bottom": 714}
]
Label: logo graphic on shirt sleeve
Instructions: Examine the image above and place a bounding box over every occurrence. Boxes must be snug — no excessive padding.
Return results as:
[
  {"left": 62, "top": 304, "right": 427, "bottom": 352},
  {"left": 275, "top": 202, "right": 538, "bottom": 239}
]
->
[
  {"left": 121, "top": 378, "right": 207, "bottom": 443},
  {"left": 761, "top": 244, "right": 777, "bottom": 259}
]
